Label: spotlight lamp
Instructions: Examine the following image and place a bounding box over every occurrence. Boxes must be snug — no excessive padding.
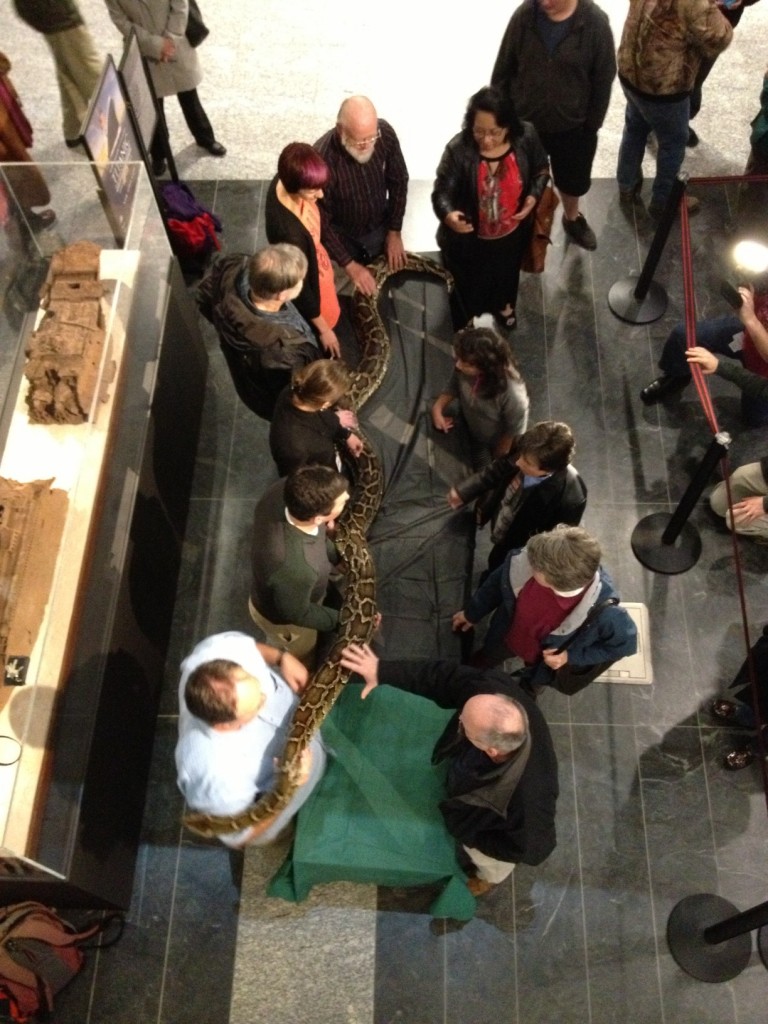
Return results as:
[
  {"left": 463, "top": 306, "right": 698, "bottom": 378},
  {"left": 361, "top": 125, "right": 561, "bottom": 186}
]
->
[{"left": 732, "top": 239, "right": 768, "bottom": 276}]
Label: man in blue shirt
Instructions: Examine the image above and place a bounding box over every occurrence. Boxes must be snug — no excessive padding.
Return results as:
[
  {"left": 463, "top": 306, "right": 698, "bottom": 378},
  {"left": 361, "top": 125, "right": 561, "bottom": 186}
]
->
[{"left": 175, "top": 631, "right": 325, "bottom": 847}]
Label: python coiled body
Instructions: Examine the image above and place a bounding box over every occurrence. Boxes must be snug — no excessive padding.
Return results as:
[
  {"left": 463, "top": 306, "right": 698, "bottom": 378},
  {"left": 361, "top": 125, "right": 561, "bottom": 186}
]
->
[{"left": 184, "top": 253, "right": 453, "bottom": 839}]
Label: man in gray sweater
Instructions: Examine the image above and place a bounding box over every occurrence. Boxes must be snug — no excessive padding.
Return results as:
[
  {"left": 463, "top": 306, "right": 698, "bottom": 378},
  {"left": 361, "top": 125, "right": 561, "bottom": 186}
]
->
[{"left": 250, "top": 465, "right": 349, "bottom": 666}]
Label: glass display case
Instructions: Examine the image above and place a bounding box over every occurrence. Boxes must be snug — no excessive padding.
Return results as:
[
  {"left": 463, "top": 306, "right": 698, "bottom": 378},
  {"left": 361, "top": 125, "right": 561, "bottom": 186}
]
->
[{"left": 0, "top": 161, "right": 207, "bottom": 907}]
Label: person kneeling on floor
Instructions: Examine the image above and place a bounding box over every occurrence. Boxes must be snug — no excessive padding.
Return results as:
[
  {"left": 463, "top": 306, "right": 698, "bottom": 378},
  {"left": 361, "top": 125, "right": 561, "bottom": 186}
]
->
[{"left": 640, "top": 279, "right": 768, "bottom": 427}]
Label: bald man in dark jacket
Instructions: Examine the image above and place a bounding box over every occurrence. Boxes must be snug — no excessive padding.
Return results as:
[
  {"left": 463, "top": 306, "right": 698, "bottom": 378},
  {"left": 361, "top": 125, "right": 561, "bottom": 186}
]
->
[{"left": 341, "top": 645, "right": 559, "bottom": 895}]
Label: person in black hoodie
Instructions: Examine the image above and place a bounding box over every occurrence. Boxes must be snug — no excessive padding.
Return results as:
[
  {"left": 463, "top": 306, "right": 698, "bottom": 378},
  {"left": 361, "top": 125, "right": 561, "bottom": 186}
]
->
[{"left": 448, "top": 420, "right": 587, "bottom": 571}]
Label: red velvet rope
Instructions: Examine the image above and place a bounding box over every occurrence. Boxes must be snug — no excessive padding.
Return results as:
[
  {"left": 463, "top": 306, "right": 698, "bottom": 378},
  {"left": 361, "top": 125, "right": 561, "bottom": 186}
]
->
[{"left": 689, "top": 174, "right": 768, "bottom": 186}]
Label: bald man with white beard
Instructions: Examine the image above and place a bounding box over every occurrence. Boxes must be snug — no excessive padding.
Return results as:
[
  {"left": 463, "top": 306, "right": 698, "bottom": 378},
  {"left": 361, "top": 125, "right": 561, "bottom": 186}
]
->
[
  {"left": 314, "top": 95, "right": 409, "bottom": 296},
  {"left": 341, "top": 643, "right": 559, "bottom": 896}
]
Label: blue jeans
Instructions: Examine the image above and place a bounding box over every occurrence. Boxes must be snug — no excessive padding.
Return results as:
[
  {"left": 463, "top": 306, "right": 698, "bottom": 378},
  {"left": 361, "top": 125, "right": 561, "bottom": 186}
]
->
[
  {"left": 616, "top": 84, "right": 689, "bottom": 207},
  {"left": 659, "top": 314, "right": 768, "bottom": 426}
]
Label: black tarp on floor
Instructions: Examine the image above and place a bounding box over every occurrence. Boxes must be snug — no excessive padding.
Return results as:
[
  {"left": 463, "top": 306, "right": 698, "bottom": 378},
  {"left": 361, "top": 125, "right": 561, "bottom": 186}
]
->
[{"left": 353, "top": 267, "right": 479, "bottom": 660}]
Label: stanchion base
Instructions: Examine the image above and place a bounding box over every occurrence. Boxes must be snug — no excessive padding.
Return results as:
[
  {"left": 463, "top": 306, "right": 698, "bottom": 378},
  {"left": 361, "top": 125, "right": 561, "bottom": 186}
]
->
[
  {"left": 608, "top": 275, "right": 668, "bottom": 324},
  {"left": 631, "top": 512, "right": 702, "bottom": 573},
  {"left": 667, "top": 894, "right": 752, "bottom": 982},
  {"left": 759, "top": 925, "right": 768, "bottom": 971}
]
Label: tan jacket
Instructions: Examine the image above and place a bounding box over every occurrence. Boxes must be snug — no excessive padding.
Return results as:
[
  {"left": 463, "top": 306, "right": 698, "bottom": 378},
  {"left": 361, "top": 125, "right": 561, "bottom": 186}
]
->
[{"left": 618, "top": 0, "right": 732, "bottom": 97}]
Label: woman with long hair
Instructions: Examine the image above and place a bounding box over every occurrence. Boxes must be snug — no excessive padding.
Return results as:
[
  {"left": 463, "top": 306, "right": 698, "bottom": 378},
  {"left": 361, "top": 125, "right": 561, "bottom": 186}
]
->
[
  {"left": 432, "top": 85, "right": 549, "bottom": 331},
  {"left": 432, "top": 318, "right": 529, "bottom": 464}
]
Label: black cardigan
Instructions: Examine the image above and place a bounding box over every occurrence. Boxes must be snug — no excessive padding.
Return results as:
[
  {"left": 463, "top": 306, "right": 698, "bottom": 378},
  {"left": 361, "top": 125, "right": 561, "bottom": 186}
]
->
[
  {"left": 264, "top": 176, "right": 322, "bottom": 322},
  {"left": 268, "top": 387, "right": 346, "bottom": 477}
]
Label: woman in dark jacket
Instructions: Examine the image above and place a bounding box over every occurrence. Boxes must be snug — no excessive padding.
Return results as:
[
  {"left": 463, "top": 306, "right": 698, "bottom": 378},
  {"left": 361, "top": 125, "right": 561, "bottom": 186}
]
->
[
  {"left": 432, "top": 85, "right": 549, "bottom": 331},
  {"left": 265, "top": 142, "right": 341, "bottom": 359}
]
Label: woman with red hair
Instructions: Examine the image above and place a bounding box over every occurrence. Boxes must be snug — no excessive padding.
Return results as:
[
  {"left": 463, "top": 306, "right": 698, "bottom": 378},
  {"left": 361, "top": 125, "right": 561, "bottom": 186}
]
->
[{"left": 265, "top": 142, "right": 341, "bottom": 359}]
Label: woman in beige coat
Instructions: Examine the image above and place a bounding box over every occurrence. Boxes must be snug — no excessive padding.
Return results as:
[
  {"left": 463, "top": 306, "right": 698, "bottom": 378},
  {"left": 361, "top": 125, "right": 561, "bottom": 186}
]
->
[{"left": 105, "top": 0, "right": 225, "bottom": 173}]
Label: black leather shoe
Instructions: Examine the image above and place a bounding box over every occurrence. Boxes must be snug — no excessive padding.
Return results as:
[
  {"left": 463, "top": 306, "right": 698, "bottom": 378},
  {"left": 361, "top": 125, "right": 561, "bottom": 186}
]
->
[
  {"left": 152, "top": 156, "right": 167, "bottom": 177},
  {"left": 26, "top": 208, "right": 56, "bottom": 231},
  {"left": 199, "top": 140, "right": 227, "bottom": 157},
  {"left": 562, "top": 213, "right": 597, "bottom": 251},
  {"left": 723, "top": 746, "right": 754, "bottom": 771},
  {"left": 710, "top": 698, "right": 755, "bottom": 728},
  {"left": 640, "top": 375, "right": 689, "bottom": 405},
  {"left": 618, "top": 172, "right": 643, "bottom": 204},
  {"left": 710, "top": 698, "right": 739, "bottom": 722}
]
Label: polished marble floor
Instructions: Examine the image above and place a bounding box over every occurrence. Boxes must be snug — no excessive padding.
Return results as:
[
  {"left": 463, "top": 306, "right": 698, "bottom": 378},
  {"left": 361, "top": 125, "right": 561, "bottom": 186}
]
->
[
  {"left": 4, "top": 2, "right": 768, "bottom": 1021},
  {"left": 45, "top": 174, "right": 768, "bottom": 1024}
]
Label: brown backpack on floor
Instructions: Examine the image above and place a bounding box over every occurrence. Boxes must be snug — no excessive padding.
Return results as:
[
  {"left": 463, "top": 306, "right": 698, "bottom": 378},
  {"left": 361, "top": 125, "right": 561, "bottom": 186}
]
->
[{"left": 0, "top": 901, "right": 122, "bottom": 1021}]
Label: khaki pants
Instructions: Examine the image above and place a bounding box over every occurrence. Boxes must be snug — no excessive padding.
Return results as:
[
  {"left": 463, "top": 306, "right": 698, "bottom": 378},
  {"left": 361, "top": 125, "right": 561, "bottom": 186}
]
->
[
  {"left": 44, "top": 26, "right": 102, "bottom": 141},
  {"left": 248, "top": 598, "right": 317, "bottom": 667},
  {"left": 710, "top": 462, "right": 768, "bottom": 538},
  {"left": 463, "top": 845, "right": 516, "bottom": 884}
]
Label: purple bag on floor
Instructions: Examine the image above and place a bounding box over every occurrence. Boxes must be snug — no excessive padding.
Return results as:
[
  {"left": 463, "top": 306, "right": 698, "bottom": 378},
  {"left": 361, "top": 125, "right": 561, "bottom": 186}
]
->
[
  {"left": 160, "top": 182, "right": 222, "bottom": 267},
  {"left": 161, "top": 182, "right": 222, "bottom": 231}
]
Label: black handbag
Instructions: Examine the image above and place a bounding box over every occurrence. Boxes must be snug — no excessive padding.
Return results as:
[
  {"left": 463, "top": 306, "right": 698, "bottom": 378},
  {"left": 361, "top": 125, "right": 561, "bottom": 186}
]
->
[{"left": 185, "top": 0, "right": 210, "bottom": 47}]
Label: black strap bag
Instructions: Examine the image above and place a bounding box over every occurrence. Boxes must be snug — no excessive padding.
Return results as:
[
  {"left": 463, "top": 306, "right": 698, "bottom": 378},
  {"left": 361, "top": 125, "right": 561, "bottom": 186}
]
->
[
  {"left": 522, "top": 597, "right": 620, "bottom": 697},
  {"left": 185, "top": 0, "right": 210, "bottom": 47}
]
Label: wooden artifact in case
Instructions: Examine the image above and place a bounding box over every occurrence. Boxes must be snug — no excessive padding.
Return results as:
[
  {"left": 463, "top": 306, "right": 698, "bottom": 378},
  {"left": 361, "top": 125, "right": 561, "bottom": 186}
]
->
[
  {"left": 0, "top": 477, "right": 67, "bottom": 694},
  {"left": 24, "top": 241, "right": 114, "bottom": 425}
]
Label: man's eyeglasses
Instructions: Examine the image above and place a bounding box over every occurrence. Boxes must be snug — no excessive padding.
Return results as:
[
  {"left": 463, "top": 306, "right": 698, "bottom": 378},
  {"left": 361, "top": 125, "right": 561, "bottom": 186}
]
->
[{"left": 342, "top": 129, "right": 381, "bottom": 149}]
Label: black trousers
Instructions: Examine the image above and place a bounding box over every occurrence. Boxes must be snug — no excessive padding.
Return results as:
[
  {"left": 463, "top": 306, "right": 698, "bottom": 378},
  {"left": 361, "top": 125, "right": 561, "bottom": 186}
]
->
[{"left": 151, "top": 88, "right": 215, "bottom": 161}]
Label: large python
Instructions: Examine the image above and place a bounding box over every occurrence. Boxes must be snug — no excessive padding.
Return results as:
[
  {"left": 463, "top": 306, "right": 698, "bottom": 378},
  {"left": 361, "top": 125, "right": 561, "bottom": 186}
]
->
[{"left": 184, "top": 252, "right": 453, "bottom": 839}]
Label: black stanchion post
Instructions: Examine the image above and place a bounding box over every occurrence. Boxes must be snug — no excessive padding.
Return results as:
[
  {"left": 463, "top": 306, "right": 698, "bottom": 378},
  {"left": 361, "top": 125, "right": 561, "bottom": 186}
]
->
[
  {"left": 667, "top": 893, "right": 768, "bottom": 982},
  {"left": 704, "top": 899, "right": 768, "bottom": 944},
  {"left": 608, "top": 173, "right": 690, "bottom": 324},
  {"left": 661, "top": 430, "right": 730, "bottom": 544},
  {"left": 631, "top": 431, "right": 731, "bottom": 573}
]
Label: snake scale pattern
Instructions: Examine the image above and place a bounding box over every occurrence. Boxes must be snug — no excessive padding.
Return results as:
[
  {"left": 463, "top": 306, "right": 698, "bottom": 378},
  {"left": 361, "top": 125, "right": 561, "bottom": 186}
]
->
[{"left": 184, "top": 253, "right": 453, "bottom": 839}]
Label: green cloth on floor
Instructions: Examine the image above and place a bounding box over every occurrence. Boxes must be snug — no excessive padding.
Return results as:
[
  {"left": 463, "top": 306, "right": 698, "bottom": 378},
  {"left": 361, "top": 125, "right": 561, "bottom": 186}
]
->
[{"left": 268, "top": 683, "right": 476, "bottom": 920}]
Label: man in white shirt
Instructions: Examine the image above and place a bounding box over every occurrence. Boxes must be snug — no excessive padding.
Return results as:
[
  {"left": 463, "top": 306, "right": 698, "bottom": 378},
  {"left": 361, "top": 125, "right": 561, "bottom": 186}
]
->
[{"left": 175, "top": 631, "right": 325, "bottom": 847}]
